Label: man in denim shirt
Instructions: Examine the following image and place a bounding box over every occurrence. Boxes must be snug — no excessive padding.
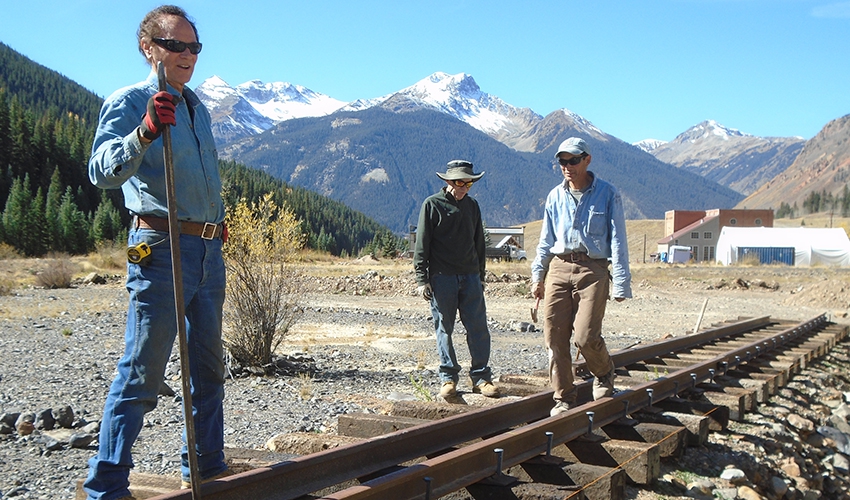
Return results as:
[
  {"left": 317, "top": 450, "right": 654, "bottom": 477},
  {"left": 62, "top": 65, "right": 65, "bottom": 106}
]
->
[
  {"left": 531, "top": 137, "right": 632, "bottom": 416},
  {"left": 84, "top": 6, "right": 230, "bottom": 499}
]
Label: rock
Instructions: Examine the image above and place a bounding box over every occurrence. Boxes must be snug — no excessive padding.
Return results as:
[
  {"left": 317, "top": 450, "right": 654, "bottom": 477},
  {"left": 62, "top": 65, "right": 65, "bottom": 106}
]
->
[
  {"left": 737, "top": 485, "right": 762, "bottom": 500},
  {"left": 686, "top": 478, "right": 715, "bottom": 496},
  {"left": 35, "top": 408, "right": 55, "bottom": 430},
  {"left": 83, "top": 272, "right": 107, "bottom": 285},
  {"left": 663, "top": 473, "right": 688, "bottom": 491},
  {"left": 15, "top": 413, "right": 35, "bottom": 435},
  {"left": 720, "top": 467, "right": 748, "bottom": 485},
  {"left": 787, "top": 413, "right": 815, "bottom": 433},
  {"left": 81, "top": 421, "right": 100, "bottom": 435},
  {"left": 714, "top": 487, "right": 738, "bottom": 500},
  {"left": 779, "top": 457, "right": 801, "bottom": 477},
  {"left": 53, "top": 405, "right": 74, "bottom": 428},
  {"left": 817, "top": 425, "right": 850, "bottom": 454},
  {"left": 770, "top": 476, "right": 789, "bottom": 497},
  {"left": 39, "top": 434, "right": 63, "bottom": 451},
  {"left": 1, "top": 412, "right": 21, "bottom": 427},
  {"left": 385, "top": 391, "right": 417, "bottom": 401},
  {"left": 69, "top": 432, "right": 95, "bottom": 448},
  {"left": 833, "top": 452, "right": 849, "bottom": 472}
]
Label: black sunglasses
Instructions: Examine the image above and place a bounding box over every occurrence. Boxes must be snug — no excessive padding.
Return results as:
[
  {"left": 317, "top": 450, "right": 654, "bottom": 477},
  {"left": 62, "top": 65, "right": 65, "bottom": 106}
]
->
[
  {"left": 558, "top": 154, "right": 587, "bottom": 167},
  {"left": 451, "top": 179, "right": 475, "bottom": 188},
  {"left": 153, "top": 38, "right": 203, "bottom": 55}
]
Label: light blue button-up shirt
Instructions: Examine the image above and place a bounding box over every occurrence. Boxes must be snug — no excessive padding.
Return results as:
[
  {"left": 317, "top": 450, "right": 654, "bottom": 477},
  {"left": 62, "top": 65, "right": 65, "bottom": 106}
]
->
[
  {"left": 89, "top": 72, "right": 224, "bottom": 224},
  {"left": 531, "top": 172, "right": 632, "bottom": 298}
]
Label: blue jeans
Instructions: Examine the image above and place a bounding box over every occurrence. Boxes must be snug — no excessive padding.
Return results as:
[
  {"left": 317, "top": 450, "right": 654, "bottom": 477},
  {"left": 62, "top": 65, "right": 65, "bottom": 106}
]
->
[
  {"left": 430, "top": 273, "right": 492, "bottom": 385},
  {"left": 84, "top": 228, "right": 227, "bottom": 500}
]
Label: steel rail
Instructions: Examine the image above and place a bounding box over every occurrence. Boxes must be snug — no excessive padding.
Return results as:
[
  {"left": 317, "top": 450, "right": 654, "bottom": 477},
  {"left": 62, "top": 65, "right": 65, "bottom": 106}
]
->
[
  {"left": 316, "top": 314, "right": 830, "bottom": 500},
  {"left": 148, "top": 314, "right": 831, "bottom": 500}
]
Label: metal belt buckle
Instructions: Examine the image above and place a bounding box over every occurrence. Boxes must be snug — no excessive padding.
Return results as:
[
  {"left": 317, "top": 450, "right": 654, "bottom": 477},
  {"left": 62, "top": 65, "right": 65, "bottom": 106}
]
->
[
  {"left": 568, "top": 253, "right": 582, "bottom": 262},
  {"left": 201, "top": 223, "right": 217, "bottom": 240}
]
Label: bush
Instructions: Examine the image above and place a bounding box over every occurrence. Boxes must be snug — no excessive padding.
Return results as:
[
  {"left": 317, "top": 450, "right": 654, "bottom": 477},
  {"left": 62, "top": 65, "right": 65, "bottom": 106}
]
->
[
  {"left": 223, "top": 194, "right": 305, "bottom": 368},
  {"left": 0, "top": 243, "right": 22, "bottom": 260},
  {"left": 35, "top": 254, "right": 76, "bottom": 288},
  {"left": 89, "top": 240, "right": 127, "bottom": 270}
]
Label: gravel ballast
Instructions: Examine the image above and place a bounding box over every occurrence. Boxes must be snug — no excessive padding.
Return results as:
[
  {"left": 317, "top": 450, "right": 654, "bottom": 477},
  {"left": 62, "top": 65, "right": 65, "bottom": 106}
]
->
[{"left": 1, "top": 264, "right": 850, "bottom": 499}]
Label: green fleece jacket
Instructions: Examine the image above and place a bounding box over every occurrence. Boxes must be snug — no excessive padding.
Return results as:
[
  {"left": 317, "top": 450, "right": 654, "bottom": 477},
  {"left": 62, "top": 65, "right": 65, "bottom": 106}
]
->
[{"left": 413, "top": 187, "right": 486, "bottom": 285}]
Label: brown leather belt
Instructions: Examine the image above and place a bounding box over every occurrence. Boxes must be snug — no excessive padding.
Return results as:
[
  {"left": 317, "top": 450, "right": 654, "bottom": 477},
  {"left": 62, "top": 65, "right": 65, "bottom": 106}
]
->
[
  {"left": 557, "top": 252, "right": 604, "bottom": 263},
  {"left": 134, "top": 215, "right": 223, "bottom": 240}
]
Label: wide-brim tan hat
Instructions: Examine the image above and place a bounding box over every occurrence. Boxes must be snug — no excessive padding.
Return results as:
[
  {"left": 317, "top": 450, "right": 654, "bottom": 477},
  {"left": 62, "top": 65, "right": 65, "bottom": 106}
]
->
[{"left": 436, "top": 160, "right": 485, "bottom": 181}]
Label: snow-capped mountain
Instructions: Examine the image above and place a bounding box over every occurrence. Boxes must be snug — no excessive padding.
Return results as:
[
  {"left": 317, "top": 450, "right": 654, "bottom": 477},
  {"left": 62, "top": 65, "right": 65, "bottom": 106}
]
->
[
  {"left": 194, "top": 76, "right": 346, "bottom": 146},
  {"left": 643, "top": 120, "right": 804, "bottom": 195},
  {"left": 632, "top": 138, "right": 667, "bottom": 153},
  {"left": 197, "top": 73, "right": 805, "bottom": 198},
  {"left": 196, "top": 71, "right": 599, "bottom": 152},
  {"left": 342, "top": 72, "right": 544, "bottom": 148}
]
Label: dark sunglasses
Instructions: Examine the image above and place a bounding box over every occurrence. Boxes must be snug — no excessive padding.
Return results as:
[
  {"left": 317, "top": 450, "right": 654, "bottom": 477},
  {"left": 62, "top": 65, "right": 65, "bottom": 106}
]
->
[
  {"left": 153, "top": 38, "right": 203, "bottom": 55},
  {"left": 558, "top": 154, "right": 587, "bottom": 167},
  {"left": 451, "top": 180, "right": 475, "bottom": 188}
]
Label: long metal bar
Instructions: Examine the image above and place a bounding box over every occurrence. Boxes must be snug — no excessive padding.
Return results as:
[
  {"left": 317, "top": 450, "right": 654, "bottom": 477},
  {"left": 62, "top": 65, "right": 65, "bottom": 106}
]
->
[
  {"left": 320, "top": 314, "right": 830, "bottom": 500},
  {"left": 157, "top": 61, "right": 202, "bottom": 499},
  {"left": 575, "top": 315, "right": 773, "bottom": 377},
  {"left": 148, "top": 315, "right": 831, "bottom": 499}
]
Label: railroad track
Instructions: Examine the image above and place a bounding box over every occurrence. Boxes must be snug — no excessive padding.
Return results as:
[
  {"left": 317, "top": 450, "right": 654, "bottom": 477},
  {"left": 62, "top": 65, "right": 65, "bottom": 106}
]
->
[{"left": 147, "top": 313, "right": 847, "bottom": 500}]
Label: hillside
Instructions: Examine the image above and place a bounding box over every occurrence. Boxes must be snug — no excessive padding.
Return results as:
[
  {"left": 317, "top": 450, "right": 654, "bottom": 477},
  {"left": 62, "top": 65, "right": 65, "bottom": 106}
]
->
[
  {"left": 737, "top": 114, "right": 850, "bottom": 211},
  {"left": 649, "top": 120, "right": 804, "bottom": 196},
  {"left": 221, "top": 106, "right": 743, "bottom": 234}
]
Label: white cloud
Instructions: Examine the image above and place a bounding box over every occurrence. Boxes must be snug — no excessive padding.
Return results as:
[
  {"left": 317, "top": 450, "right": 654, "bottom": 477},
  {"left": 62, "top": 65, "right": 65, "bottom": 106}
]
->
[{"left": 811, "top": 2, "right": 850, "bottom": 18}]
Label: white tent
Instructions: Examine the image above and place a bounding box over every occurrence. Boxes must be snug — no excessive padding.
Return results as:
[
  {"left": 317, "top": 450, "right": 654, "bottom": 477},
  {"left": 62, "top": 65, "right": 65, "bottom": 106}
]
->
[{"left": 715, "top": 227, "right": 850, "bottom": 266}]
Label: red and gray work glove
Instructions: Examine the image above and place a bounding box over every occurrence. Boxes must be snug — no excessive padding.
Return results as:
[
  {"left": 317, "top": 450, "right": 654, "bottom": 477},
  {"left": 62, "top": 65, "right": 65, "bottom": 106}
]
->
[{"left": 139, "top": 91, "right": 178, "bottom": 141}]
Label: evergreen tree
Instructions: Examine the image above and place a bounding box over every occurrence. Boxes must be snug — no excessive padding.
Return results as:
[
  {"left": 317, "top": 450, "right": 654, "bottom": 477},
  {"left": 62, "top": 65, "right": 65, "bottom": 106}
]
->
[
  {"left": 0, "top": 89, "right": 10, "bottom": 173},
  {"left": 22, "top": 187, "right": 48, "bottom": 256},
  {"left": 91, "top": 191, "right": 122, "bottom": 243},
  {"left": 57, "top": 186, "right": 90, "bottom": 254},
  {"left": 2, "top": 175, "right": 31, "bottom": 247},
  {"left": 45, "top": 167, "right": 63, "bottom": 247}
]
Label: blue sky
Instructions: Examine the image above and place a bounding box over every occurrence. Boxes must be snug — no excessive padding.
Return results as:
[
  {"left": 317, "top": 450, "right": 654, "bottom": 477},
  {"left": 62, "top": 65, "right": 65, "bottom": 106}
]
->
[{"left": 2, "top": 0, "right": 849, "bottom": 143}]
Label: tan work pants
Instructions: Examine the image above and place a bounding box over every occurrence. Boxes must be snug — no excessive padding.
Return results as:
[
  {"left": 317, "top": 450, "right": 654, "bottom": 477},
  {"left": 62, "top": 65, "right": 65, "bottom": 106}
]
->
[{"left": 543, "top": 256, "right": 614, "bottom": 402}]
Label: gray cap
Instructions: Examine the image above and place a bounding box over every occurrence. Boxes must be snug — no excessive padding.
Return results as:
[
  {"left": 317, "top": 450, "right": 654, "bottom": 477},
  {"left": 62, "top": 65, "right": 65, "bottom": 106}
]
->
[
  {"left": 555, "top": 137, "right": 590, "bottom": 157},
  {"left": 436, "top": 160, "right": 485, "bottom": 181}
]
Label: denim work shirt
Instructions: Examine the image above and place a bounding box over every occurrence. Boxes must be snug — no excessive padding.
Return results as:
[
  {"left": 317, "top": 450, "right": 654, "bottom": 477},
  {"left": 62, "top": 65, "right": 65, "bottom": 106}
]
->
[
  {"left": 89, "top": 72, "right": 224, "bottom": 224},
  {"left": 531, "top": 172, "right": 632, "bottom": 299}
]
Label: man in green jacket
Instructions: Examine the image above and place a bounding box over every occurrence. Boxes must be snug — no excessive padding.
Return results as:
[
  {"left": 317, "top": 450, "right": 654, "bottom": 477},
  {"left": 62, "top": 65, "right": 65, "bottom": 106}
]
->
[{"left": 414, "top": 160, "right": 499, "bottom": 399}]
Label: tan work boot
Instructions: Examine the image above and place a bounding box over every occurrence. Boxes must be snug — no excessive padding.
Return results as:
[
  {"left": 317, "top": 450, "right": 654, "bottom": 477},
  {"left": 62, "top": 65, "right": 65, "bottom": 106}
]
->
[
  {"left": 550, "top": 400, "right": 574, "bottom": 416},
  {"left": 592, "top": 369, "right": 616, "bottom": 400},
  {"left": 181, "top": 468, "right": 235, "bottom": 489},
  {"left": 472, "top": 381, "right": 500, "bottom": 398},
  {"left": 439, "top": 380, "right": 457, "bottom": 398}
]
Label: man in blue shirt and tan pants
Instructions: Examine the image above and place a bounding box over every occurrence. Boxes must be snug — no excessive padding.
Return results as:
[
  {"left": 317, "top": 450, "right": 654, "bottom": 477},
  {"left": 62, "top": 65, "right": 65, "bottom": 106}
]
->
[{"left": 531, "top": 137, "right": 632, "bottom": 416}]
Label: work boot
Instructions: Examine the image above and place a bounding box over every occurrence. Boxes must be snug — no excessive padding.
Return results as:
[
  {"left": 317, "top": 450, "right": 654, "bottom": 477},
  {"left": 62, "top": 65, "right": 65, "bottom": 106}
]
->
[
  {"left": 472, "top": 380, "right": 500, "bottom": 398},
  {"left": 439, "top": 380, "right": 457, "bottom": 398},
  {"left": 181, "top": 468, "right": 235, "bottom": 489},
  {"left": 549, "top": 400, "right": 574, "bottom": 416},
  {"left": 592, "top": 369, "right": 616, "bottom": 400}
]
